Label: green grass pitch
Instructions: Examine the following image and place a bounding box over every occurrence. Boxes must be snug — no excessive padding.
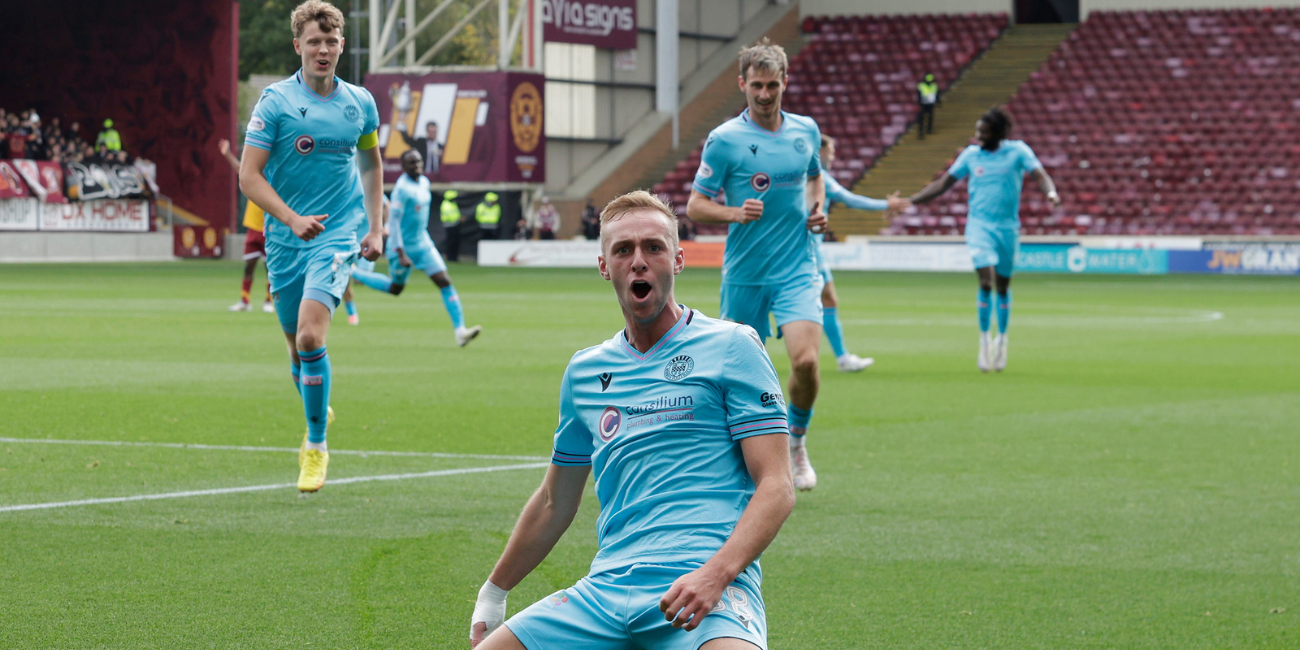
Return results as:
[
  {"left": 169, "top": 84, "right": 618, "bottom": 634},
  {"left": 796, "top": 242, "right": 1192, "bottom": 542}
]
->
[{"left": 0, "top": 262, "right": 1296, "bottom": 649}]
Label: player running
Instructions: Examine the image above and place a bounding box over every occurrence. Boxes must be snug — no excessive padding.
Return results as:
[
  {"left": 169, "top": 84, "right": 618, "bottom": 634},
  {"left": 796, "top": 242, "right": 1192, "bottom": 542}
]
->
[
  {"left": 468, "top": 190, "right": 795, "bottom": 650},
  {"left": 907, "top": 106, "right": 1060, "bottom": 372},
  {"left": 350, "top": 148, "right": 482, "bottom": 346},
  {"left": 238, "top": 0, "right": 384, "bottom": 492},
  {"left": 815, "top": 135, "right": 910, "bottom": 373},
  {"left": 218, "top": 138, "right": 275, "bottom": 313},
  {"left": 686, "top": 39, "right": 826, "bottom": 490}
]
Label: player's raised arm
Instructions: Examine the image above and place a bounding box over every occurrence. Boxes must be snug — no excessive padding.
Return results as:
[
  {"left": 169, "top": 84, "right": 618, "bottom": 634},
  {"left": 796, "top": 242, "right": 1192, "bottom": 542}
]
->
[
  {"left": 238, "top": 143, "right": 325, "bottom": 241},
  {"left": 908, "top": 173, "right": 959, "bottom": 205},
  {"left": 470, "top": 463, "right": 590, "bottom": 646},
  {"left": 218, "top": 139, "right": 240, "bottom": 172}
]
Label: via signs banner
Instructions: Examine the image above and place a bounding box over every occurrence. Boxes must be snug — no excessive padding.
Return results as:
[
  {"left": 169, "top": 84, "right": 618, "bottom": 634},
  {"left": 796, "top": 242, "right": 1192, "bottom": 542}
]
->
[
  {"left": 542, "top": 0, "right": 637, "bottom": 49},
  {"left": 367, "top": 71, "right": 545, "bottom": 184}
]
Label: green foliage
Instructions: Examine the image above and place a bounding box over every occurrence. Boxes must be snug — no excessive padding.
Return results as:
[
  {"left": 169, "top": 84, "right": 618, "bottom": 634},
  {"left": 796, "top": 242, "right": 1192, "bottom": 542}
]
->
[
  {"left": 1, "top": 265, "right": 1297, "bottom": 648},
  {"left": 239, "top": 0, "right": 304, "bottom": 81}
]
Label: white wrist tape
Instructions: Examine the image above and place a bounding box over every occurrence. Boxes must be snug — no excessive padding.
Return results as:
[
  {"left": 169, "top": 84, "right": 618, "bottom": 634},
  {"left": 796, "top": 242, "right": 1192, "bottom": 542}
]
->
[{"left": 470, "top": 580, "right": 509, "bottom": 640}]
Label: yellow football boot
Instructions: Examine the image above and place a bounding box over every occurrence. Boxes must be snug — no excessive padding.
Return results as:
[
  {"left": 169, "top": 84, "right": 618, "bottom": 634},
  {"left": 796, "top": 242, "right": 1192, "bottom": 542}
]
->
[
  {"left": 298, "top": 448, "right": 329, "bottom": 493},
  {"left": 300, "top": 406, "right": 335, "bottom": 468}
]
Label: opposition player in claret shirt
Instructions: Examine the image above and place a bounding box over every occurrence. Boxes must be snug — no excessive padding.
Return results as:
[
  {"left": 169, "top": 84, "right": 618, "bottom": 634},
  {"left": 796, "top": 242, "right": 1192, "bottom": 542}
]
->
[
  {"left": 350, "top": 148, "right": 482, "bottom": 346},
  {"left": 238, "top": 0, "right": 384, "bottom": 492},
  {"left": 907, "top": 106, "right": 1060, "bottom": 372},
  {"left": 468, "top": 191, "right": 795, "bottom": 650},
  {"left": 687, "top": 38, "right": 826, "bottom": 491}
]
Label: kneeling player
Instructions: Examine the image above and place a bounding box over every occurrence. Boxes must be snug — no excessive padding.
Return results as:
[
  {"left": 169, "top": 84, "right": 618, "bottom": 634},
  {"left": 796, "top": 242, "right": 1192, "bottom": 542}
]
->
[
  {"left": 469, "top": 191, "right": 795, "bottom": 650},
  {"left": 351, "top": 149, "right": 481, "bottom": 346}
]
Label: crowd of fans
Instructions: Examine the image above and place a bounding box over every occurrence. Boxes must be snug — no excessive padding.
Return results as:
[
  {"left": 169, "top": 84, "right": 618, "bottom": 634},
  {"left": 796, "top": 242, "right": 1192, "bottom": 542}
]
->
[{"left": 1, "top": 106, "right": 133, "bottom": 165}]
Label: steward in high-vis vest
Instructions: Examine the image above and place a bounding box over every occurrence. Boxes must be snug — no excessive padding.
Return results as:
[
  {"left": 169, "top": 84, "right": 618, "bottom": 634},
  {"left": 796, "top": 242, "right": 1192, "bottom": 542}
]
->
[
  {"left": 475, "top": 192, "right": 502, "bottom": 240},
  {"left": 97, "top": 119, "right": 122, "bottom": 151},
  {"left": 440, "top": 190, "right": 463, "bottom": 262},
  {"left": 916, "top": 74, "right": 938, "bottom": 140}
]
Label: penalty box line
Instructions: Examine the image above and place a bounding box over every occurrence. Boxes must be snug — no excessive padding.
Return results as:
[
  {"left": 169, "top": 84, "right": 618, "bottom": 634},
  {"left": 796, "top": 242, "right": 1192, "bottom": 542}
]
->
[
  {"left": 0, "top": 462, "right": 550, "bottom": 513},
  {"left": 0, "top": 437, "right": 547, "bottom": 462}
]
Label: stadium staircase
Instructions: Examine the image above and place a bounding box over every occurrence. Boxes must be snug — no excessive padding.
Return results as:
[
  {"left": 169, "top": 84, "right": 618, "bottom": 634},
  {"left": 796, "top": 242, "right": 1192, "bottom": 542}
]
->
[{"left": 838, "top": 24, "right": 1074, "bottom": 236}]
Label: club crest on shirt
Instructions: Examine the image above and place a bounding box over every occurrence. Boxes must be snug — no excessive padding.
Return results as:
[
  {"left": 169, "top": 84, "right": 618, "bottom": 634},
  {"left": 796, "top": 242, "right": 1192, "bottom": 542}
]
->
[
  {"left": 664, "top": 355, "right": 694, "bottom": 381},
  {"left": 794, "top": 138, "right": 808, "bottom": 154},
  {"left": 749, "top": 172, "right": 771, "bottom": 193},
  {"left": 598, "top": 406, "right": 622, "bottom": 441},
  {"left": 974, "top": 166, "right": 985, "bottom": 177},
  {"left": 294, "top": 135, "right": 316, "bottom": 155},
  {"left": 343, "top": 104, "right": 361, "bottom": 122}
]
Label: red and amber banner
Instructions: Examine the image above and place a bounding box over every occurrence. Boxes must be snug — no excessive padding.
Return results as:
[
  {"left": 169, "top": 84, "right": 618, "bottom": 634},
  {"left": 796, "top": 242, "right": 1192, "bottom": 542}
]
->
[{"left": 366, "top": 71, "right": 545, "bottom": 185}]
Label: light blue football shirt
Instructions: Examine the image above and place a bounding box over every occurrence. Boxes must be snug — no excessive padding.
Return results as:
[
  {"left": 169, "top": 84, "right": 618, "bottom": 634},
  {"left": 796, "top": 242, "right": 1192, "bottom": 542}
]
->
[
  {"left": 551, "top": 307, "right": 789, "bottom": 576},
  {"left": 946, "top": 140, "right": 1042, "bottom": 229},
  {"left": 692, "top": 109, "right": 822, "bottom": 286},
  {"left": 388, "top": 173, "right": 432, "bottom": 249},
  {"left": 245, "top": 69, "right": 380, "bottom": 248}
]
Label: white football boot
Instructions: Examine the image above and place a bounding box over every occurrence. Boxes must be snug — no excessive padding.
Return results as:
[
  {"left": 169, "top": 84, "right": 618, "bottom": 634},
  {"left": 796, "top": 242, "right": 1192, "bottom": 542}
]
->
[
  {"left": 836, "top": 354, "right": 875, "bottom": 373},
  {"left": 228, "top": 301, "right": 250, "bottom": 312},
  {"left": 993, "top": 334, "right": 1008, "bottom": 372},
  {"left": 262, "top": 301, "right": 276, "bottom": 313},
  {"left": 790, "top": 442, "right": 817, "bottom": 491},
  {"left": 977, "top": 331, "right": 993, "bottom": 373},
  {"left": 456, "top": 325, "right": 483, "bottom": 347}
]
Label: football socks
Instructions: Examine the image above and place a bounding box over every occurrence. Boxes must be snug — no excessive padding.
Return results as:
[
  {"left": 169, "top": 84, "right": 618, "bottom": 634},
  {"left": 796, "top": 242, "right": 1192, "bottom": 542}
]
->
[
  {"left": 299, "top": 347, "right": 331, "bottom": 444},
  {"left": 822, "top": 306, "right": 847, "bottom": 358}
]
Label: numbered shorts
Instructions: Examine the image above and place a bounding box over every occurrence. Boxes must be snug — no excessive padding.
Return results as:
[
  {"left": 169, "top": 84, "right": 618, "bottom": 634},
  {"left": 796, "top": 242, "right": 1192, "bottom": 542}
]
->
[
  {"left": 965, "top": 225, "right": 1019, "bottom": 278},
  {"left": 242, "top": 228, "right": 267, "bottom": 260},
  {"left": 266, "top": 238, "right": 360, "bottom": 333},
  {"left": 504, "top": 563, "right": 767, "bottom": 650},
  {"left": 720, "top": 277, "right": 824, "bottom": 341},
  {"left": 387, "top": 236, "right": 446, "bottom": 285}
]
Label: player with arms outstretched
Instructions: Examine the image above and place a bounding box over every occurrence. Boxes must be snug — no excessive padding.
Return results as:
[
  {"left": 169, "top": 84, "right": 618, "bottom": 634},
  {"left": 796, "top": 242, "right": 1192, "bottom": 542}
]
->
[
  {"left": 350, "top": 148, "right": 482, "bottom": 346},
  {"left": 687, "top": 39, "right": 826, "bottom": 490},
  {"left": 238, "top": 0, "right": 384, "bottom": 492},
  {"left": 907, "top": 106, "right": 1060, "bottom": 372},
  {"left": 218, "top": 138, "right": 275, "bottom": 314},
  {"left": 468, "top": 191, "right": 795, "bottom": 650},
  {"left": 815, "top": 135, "right": 910, "bottom": 372}
]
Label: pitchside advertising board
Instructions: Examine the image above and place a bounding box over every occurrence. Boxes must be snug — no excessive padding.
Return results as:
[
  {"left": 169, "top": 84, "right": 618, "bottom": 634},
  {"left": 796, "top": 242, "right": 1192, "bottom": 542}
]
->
[
  {"left": 366, "top": 72, "right": 545, "bottom": 185},
  {"left": 0, "top": 159, "right": 150, "bottom": 232},
  {"left": 481, "top": 240, "right": 1300, "bottom": 275}
]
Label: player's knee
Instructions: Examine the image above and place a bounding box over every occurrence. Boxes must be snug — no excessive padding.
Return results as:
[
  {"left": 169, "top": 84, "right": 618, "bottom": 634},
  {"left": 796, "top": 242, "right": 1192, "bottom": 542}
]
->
[
  {"left": 388, "top": 283, "right": 406, "bottom": 296},
  {"left": 790, "top": 350, "right": 819, "bottom": 376},
  {"left": 995, "top": 276, "right": 1011, "bottom": 294},
  {"left": 296, "top": 330, "right": 325, "bottom": 351}
]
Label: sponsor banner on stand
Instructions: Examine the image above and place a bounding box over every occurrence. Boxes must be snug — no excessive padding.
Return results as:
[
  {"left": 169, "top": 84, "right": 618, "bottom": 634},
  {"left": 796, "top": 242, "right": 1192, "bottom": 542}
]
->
[
  {"left": 39, "top": 199, "right": 150, "bottom": 232},
  {"left": 1017, "top": 245, "right": 1169, "bottom": 274},
  {"left": 63, "top": 161, "right": 149, "bottom": 201},
  {"left": 542, "top": 0, "right": 637, "bottom": 49},
  {"left": 367, "top": 71, "right": 545, "bottom": 184},
  {"left": 1169, "top": 242, "right": 1300, "bottom": 275},
  {"left": 0, "top": 198, "right": 40, "bottom": 231},
  {"left": 0, "top": 160, "right": 32, "bottom": 199}
]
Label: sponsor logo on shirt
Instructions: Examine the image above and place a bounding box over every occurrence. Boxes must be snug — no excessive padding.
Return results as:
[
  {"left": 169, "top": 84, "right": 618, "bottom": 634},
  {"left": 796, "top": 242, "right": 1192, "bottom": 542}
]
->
[
  {"left": 248, "top": 116, "right": 266, "bottom": 132},
  {"left": 664, "top": 355, "right": 694, "bottom": 381},
  {"left": 343, "top": 104, "right": 361, "bottom": 123},
  {"left": 749, "top": 172, "right": 771, "bottom": 193},
  {"left": 760, "top": 392, "right": 785, "bottom": 408},
  {"left": 549, "top": 592, "right": 570, "bottom": 606},
  {"left": 697, "top": 162, "right": 713, "bottom": 179},
  {"left": 618, "top": 394, "right": 696, "bottom": 432},
  {"left": 599, "top": 406, "right": 622, "bottom": 441},
  {"left": 294, "top": 135, "right": 316, "bottom": 155}
]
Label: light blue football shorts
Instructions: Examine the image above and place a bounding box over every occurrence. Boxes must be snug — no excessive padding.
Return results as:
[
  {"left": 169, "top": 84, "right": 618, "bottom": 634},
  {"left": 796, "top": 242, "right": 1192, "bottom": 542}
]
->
[
  {"left": 266, "top": 238, "right": 359, "bottom": 333},
  {"left": 504, "top": 563, "right": 767, "bottom": 650},
  {"left": 965, "top": 223, "right": 1020, "bottom": 277},
  {"left": 720, "top": 275, "right": 824, "bottom": 341},
  {"left": 814, "top": 243, "right": 834, "bottom": 285},
  {"left": 387, "top": 235, "right": 447, "bottom": 285}
]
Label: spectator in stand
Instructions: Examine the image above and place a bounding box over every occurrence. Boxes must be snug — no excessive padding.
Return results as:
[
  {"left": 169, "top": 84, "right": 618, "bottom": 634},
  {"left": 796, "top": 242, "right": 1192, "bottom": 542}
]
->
[
  {"left": 513, "top": 217, "right": 530, "bottom": 240},
  {"left": 97, "top": 119, "right": 122, "bottom": 151},
  {"left": 67, "top": 121, "right": 84, "bottom": 144},
  {"left": 917, "top": 73, "right": 938, "bottom": 140},
  {"left": 6, "top": 114, "right": 30, "bottom": 159},
  {"left": 677, "top": 214, "right": 695, "bottom": 242},
  {"left": 397, "top": 121, "right": 441, "bottom": 175},
  {"left": 535, "top": 196, "right": 559, "bottom": 239},
  {"left": 580, "top": 198, "right": 600, "bottom": 240}
]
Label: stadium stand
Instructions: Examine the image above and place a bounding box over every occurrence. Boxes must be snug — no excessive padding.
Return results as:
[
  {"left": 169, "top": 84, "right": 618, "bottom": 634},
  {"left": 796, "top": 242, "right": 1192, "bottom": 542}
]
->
[
  {"left": 652, "top": 13, "right": 1008, "bottom": 236},
  {"left": 888, "top": 8, "right": 1300, "bottom": 236}
]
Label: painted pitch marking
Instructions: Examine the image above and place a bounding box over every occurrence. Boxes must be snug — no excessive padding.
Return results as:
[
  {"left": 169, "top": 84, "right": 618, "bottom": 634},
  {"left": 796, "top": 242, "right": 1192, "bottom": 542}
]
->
[{"left": 0, "top": 437, "right": 546, "bottom": 462}]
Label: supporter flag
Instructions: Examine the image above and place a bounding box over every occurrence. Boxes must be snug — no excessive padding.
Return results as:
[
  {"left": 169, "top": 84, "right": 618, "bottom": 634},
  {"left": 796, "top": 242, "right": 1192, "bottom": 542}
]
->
[{"left": 0, "top": 161, "right": 32, "bottom": 199}]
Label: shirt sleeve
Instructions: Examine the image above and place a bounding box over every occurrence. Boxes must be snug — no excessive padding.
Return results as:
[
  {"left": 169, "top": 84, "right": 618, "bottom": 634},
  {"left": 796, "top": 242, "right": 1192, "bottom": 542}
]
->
[
  {"left": 947, "top": 146, "right": 974, "bottom": 180},
  {"left": 1018, "top": 142, "right": 1043, "bottom": 174},
  {"left": 552, "top": 363, "right": 594, "bottom": 466},
  {"left": 721, "top": 325, "right": 789, "bottom": 441},
  {"left": 806, "top": 122, "right": 823, "bottom": 179},
  {"left": 826, "top": 175, "right": 888, "bottom": 211},
  {"left": 244, "top": 91, "right": 280, "bottom": 152},
  {"left": 356, "top": 89, "right": 382, "bottom": 150},
  {"left": 692, "top": 133, "right": 729, "bottom": 198}
]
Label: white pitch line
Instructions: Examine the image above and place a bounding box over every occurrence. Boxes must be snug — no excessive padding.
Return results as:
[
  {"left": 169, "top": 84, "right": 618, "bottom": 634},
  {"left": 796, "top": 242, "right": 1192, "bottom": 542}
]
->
[
  {"left": 0, "top": 462, "right": 549, "bottom": 513},
  {"left": 0, "top": 437, "right": 546, "bottom": 462}
]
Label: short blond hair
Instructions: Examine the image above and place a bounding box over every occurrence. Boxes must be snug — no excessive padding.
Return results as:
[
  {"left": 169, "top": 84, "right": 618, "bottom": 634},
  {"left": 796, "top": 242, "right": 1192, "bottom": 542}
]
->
[
  {"left": 292, "top": 0, "right": 345, "bottom": 38},
  {"left": 599, "top": 190, "right": 680, "bottom": 252},
  {"left": 739, "top": 37, "right": 788, "bottom": 80}
]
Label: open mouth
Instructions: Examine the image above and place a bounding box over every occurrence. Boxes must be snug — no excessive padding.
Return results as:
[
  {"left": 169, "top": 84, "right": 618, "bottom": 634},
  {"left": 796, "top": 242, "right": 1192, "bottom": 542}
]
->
[
  {"left": 631, "top": 280, "right": 652, "bottom": 300},
  {"left": 315, "top": 59, "right": 330, "bottom": 69}
]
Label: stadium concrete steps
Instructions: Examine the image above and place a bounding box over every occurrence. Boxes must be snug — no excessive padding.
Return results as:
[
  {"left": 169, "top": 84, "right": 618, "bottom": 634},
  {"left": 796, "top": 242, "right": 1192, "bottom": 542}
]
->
[{"left": 834, "top": 23, "right": 1075, "bottom": 236}]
